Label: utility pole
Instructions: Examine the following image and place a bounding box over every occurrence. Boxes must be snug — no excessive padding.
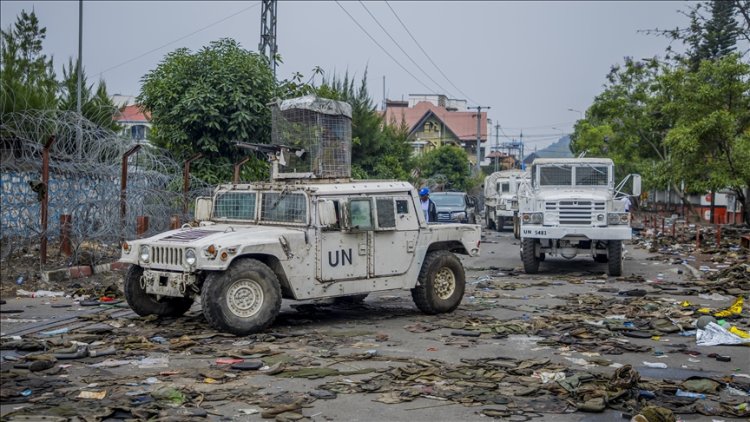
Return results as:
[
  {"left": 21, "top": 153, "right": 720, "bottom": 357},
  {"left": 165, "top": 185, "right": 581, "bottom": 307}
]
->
[
  {"left": 259, "top": 0, "right": 278, "bottom": 77},
  {"left": 494, "top": 123, "right": 500, "bottom": 172},
  {"left": 382, "top": 75, "right": 386, "bottom": 111},
  {"left": 468, "top": 105, "right": 489, "bottom": 175},
  {"left": 519, "top": 130, "right": 525, "bottom": 169}
]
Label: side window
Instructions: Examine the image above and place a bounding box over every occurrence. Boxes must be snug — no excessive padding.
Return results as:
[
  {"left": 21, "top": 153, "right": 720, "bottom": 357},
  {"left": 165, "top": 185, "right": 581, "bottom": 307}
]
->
[
  {"left": 349, "top": 198, "right": 373, "bottom": 230},
  {"left": 376, "top": 198, "right": 396, "bottom": 230},
  {"left": 396, "top": 200, "right": 409, "bottom": 214}
]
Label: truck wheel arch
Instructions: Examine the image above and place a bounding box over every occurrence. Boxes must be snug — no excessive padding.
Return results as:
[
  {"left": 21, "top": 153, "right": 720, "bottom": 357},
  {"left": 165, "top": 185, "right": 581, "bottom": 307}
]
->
[
  {"left": 230, "top": 254, "right": 293, "bottom": 298},
  {"left": 427, "top": 240, "right": 468, "bottom": 255}
]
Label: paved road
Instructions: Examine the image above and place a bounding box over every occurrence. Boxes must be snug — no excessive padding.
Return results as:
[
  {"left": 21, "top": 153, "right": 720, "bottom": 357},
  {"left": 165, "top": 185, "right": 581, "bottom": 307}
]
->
[{"left": 1, "top": 226, "right": 747, "bottom": 421}]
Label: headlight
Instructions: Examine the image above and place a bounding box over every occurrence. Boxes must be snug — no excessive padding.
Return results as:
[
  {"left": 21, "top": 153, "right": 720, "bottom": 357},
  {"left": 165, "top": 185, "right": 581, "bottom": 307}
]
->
[
  {"left": 607, "top": 213, "right": 629, "bottom": 225},
  {"left": 139, "top": 245, "right": 150, "bottom": 262},
  {"left": 185, "top": 248, "right": 197, "bottom": 266},
  {"left": 522, "top": 213, "right": 543, "bottom": 224},
  {"left": 452, "top": 212, "right": 467, "bottom": 221}
]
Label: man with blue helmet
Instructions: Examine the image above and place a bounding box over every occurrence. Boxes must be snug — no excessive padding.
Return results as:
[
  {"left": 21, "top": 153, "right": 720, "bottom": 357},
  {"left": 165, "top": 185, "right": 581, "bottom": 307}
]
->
[{"left": 419, "top": 187, "right": 438, "bottom": 223}]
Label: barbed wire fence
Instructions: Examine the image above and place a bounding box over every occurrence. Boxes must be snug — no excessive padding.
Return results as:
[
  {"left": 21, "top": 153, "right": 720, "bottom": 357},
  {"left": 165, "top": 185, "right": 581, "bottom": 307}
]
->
[{"left": 0, "top": 110, "right": 213, "bottom": 271}]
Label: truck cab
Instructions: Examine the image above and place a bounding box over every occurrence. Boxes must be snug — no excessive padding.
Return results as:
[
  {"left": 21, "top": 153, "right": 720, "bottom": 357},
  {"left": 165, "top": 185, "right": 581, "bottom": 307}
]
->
[
  {"left": 517, "top": 158, "right": 640, "bottom": 276},
  {"left": 483, "top": 169, "right": 527, "bottom": 235}
]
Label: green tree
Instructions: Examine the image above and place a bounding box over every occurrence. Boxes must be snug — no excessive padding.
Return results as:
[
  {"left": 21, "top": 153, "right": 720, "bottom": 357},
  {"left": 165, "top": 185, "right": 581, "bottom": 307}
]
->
[
  {"left": 418, "top": 145, "right": 471, "bottom": 191},
  {"left": 661, "top": 55, "right": 750, "bottom": 224},
  {"left": 0, "top": 9, "right": 57, "bottom": 113},
  {"left": 58, "top": 58, "right": 120, "bottom": 131},
  {"left": 138, "top": 38, "right": 276, "bottom": 183}
]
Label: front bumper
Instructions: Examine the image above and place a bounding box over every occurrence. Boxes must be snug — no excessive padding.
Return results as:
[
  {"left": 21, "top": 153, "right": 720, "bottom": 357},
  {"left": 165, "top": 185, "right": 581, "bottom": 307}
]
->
[{"left": 520, "top": 225, "right": 632, "bottom": 240}]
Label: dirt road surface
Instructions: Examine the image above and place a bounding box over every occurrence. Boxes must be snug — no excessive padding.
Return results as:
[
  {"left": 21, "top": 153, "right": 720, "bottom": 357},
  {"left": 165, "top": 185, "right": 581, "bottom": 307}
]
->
[{"left": 1, "top": 227, "right": 748, "bottom": 421}]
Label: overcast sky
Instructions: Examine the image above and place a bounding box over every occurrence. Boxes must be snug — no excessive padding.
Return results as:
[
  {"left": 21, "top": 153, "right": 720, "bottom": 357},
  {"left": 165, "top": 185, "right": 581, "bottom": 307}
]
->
[{"left": 1, "top": 1, "right": 692, "bottom": 149}]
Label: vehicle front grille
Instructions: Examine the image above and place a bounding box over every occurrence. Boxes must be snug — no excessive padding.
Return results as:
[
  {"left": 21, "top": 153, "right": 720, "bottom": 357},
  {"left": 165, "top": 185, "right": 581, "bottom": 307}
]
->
[
  {"left": 152, "top": 246, "right": 184, "bottom": 266},
  {"left": 545, "top": 201, "right": 605, "bottom": 225},
  {"left": 437, "top": 212, "right": 452, "bottom": 222}
]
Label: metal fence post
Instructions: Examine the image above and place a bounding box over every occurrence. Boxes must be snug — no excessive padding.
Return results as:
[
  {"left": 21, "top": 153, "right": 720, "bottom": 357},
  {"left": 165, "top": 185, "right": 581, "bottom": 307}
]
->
[
  {"left": 183, "top": 153, "right": 203, "bottom": 215},
  {"left": 40, "top": 136, "right": 56, "bottom": 265},
  {"left": 120, "top": 145, "right": 142, "bottom": 243}
]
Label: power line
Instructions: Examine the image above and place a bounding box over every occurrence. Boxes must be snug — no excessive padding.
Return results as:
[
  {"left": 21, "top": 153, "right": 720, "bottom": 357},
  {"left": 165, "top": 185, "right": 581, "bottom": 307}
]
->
[
  {"left": 358, "top": 1, "right": 453, "bottom": 98},
  {"left": 94, "top": 2, "right": 261, "bottom": 79},
  {"left": 501, "top": 121, "right": 577, "bottom": 130},
  {"left": 384, "top": 0, "right": 478, "bottom": 105},
  {"left": 334, "top": 1, "right": 436, "bottom": 94}
]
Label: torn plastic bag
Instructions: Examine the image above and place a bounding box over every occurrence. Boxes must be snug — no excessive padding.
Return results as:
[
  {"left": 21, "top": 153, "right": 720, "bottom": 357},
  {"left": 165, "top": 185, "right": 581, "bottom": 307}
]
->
[{"left": 696, "top": 322, "right": 750, "bottom": 346}]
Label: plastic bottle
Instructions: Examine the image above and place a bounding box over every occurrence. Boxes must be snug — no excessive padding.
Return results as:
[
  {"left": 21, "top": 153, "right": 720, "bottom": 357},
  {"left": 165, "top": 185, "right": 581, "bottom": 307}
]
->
[{"left": 675, "top": 389, "right": 706, "bottom": 399}]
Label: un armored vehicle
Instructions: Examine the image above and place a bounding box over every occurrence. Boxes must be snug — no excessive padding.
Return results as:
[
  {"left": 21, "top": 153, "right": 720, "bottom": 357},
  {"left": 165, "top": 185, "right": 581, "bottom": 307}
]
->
[
  {"left": 119, "top": 96, "right": 481, "bottom": 335},
  {"left": 517, "top": 157, "right": 640, "bottom": 276},
  {"left": 483, "top": 169, "right": 527, "bottom": 236}
]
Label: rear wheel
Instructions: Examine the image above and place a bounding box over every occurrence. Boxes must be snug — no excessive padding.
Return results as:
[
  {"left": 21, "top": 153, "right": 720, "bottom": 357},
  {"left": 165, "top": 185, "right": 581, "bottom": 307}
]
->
[
  {"left": 201, "top": 259, "right": 281, "bottom": 335},
  {"left": 521, "top": 238, "right": 540, "bottom": 274},
  {"left": 607, "top": 241, "right": 623, "bottom": 276},
  {"left": 513, "top": 217, "right": 520, "bottom": 239},
  {"left": 124, "top": 265, "right": 194, "bottom": 317},
  {"left": 412, "top": 251, "right": 465, "bottom": 314},
  {"left": 497, "top": 217, "right": 505, "bottom": 231}
]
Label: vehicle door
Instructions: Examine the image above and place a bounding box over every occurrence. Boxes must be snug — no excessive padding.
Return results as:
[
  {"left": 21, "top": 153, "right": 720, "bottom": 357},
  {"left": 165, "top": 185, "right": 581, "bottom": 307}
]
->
[
  {"left": 316, "top": 198, "right": 368, "bottom": 281},
  {"left": 371, "top": 195, "right": 419, "bottom": 277}
]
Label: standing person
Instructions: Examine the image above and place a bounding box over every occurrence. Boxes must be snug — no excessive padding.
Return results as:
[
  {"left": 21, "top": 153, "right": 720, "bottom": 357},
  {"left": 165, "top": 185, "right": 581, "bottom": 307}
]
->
[
  {"left": 621, "top": 195, "right": 632, "bottom": 212},
  {"left": 419, "top": 187, "right": 438, "bottom": 223}
]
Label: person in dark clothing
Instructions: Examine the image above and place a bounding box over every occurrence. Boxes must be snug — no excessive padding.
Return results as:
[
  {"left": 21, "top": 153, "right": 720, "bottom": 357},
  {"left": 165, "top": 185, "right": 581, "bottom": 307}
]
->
[{"left": 419, "top": 187, "right": 438, "bottom": 223}]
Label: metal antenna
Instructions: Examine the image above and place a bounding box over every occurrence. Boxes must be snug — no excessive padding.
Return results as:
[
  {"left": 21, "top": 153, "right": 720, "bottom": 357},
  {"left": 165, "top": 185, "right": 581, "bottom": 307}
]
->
[{"left": 259, "top": 0, "right": 278, "bottom": 77}]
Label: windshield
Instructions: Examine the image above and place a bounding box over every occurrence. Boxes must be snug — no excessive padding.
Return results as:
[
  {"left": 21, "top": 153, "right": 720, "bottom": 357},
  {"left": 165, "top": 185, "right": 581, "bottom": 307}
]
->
[
  {"left": 261, "top": 192, "right": 307, "bottom": 223},
  {"left": 539, "top": 165, "right": 609, "bottom": 186},
  {"left": 431, "top": 194, "right": 465, "bottom": 207},
  {"left": 497, "top": 182, "right": 510, "bottom": 193},
  {"left": 214, "top": 191, "right": 256, "bottom": 220}
]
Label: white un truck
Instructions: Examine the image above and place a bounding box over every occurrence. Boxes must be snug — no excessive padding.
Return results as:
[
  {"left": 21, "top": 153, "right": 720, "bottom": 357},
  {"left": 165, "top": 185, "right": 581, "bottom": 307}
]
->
[
  {"left": 518, "top": 157, "right": 640, "bottom": 276},
  {"left": 483, "top": 169, "right": 527, "bottom": 237},
  {"left": 119, "top": 96, "right": 481, "bottom": 335}
]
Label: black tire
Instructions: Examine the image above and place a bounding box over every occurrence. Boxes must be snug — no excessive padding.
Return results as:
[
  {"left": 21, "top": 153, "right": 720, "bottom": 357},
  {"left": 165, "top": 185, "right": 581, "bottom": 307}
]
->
[
  {"left": 123, "top": 265, "right": 194, "bottom": 317},
  {"left": 411, "top": 251, "right": 465, "bottom": 314},
  {"left": 486, "top": 207, "right": 495, "bottom": 230},
  {"left": 594, "top": 254, "right": 608, "bottom": 263},
  {"left": 333, "top": 294, "right": 368, "bottom": 305},
  {"left": 607, "top": 241, "right": 623, "bottom": 276},
  {"left": 201, "top": 258, "right": 282, "bottom": 336},
  {"left": 513, "top": 217, "right": 520, "bottom": 239},
  {"left": 539, "top": 253, "right": 546, "bottom": 262},
  {"left": 521, "top": 238, "right": 540, "bottom": 274},
  {"left": 497, "top": 217, "right": 505, "bottom": 232}
]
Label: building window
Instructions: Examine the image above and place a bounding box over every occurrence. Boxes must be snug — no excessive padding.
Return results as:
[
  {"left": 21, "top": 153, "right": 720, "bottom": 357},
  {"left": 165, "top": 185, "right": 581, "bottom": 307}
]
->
[{"left": 131, "top": 125, "right": 148, "bottom": 140}]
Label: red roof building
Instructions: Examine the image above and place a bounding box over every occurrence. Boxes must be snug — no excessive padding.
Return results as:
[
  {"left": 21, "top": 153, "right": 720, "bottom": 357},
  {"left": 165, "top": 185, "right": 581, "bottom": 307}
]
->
[
  {"left": 383, "top": 98, "right": 487, "bottom": 164},
  {"left": 113, "top": 104, "right": 152, "bottom": 142}
]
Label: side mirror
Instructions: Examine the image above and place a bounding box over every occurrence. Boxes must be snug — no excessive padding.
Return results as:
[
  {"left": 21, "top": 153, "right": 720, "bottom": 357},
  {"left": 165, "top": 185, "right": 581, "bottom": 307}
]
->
[
  {"left": 195, "top": 197, "right": 213, "bottom": 221},
  {"left": 632, "top": 174, "right": 642, "bottom": 197},
  {"left": 318, "top": 200, "right": 338, "bottom": 227}
]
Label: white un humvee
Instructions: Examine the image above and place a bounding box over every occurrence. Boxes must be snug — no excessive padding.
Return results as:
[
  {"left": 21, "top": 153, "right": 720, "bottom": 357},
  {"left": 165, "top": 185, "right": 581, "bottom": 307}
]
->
[
  {"left": 119, "top": 96, "right": 481, "bottom": 335},
  {"left": 518, "top": 157, "right": 640, "bottom": 276}
]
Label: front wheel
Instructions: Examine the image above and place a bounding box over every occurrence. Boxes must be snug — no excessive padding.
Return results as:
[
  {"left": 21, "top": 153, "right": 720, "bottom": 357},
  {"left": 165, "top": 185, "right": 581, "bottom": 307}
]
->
[
  {"left": 201, "top": 259, "right": 282, "bottom": 335},
  {"left": 411, "top": 251, "right": 465, "bottom": 314},
  {"left": 513, "top": 217, "right": 520, "bottom": 239},
  {"left": 521, "top": 238, "right": 540, "bottom": 274},
  {"left": 497, "top": 217, "right": 505, "bottom": 232},
  {"left": 607, "top": 241, "right": 623, "bottom": 276},
  {"left": 124, "top": 265, "right": 194, "bottom": 317}
]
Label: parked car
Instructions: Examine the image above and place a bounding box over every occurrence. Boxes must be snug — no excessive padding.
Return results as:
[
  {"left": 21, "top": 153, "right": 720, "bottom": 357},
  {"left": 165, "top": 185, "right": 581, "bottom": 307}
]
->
[{"left": 430, "top": 191, "right": 477, "bottom": 224}]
